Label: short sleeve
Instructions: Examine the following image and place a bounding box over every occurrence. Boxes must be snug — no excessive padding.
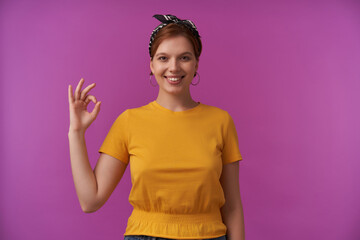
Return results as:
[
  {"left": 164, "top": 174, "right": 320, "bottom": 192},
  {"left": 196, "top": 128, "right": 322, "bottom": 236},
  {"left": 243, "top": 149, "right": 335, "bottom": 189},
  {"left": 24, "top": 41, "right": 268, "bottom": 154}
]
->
[
  {"left": 222, "top": 111, "right": 243, "bottom": 165},
  {"left": 98, "top": 109, "right": 130, "bottom": 165}
]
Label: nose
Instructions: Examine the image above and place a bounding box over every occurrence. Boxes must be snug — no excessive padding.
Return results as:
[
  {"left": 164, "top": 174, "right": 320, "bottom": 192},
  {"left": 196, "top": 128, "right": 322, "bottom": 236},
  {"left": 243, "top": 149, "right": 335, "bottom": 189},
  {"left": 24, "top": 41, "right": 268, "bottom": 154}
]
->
[{"left": 169, "top": 58, "right": 180, "bottom": 72}]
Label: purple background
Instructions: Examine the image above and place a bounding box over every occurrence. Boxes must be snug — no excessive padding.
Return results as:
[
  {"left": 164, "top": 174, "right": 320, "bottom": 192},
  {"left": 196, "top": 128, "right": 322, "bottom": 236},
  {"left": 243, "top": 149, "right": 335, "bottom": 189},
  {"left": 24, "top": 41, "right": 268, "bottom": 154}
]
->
[{"left": 1, "top": 0, "right": 359, "bottom": 239}]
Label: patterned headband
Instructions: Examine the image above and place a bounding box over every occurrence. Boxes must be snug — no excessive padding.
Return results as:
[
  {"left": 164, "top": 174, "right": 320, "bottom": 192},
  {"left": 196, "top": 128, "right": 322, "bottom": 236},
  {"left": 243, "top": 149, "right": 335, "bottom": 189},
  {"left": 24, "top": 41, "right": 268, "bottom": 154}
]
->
[{"left": 149, "top": 14, "right": 201, "bottom": 57}]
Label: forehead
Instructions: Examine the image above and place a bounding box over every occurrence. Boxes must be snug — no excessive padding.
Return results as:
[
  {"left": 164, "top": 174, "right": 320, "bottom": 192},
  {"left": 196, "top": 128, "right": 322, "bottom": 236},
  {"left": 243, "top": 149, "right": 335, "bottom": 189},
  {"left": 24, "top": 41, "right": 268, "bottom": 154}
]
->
[{"left": 156, "top": 35, "right": 194, "bottom": 55}]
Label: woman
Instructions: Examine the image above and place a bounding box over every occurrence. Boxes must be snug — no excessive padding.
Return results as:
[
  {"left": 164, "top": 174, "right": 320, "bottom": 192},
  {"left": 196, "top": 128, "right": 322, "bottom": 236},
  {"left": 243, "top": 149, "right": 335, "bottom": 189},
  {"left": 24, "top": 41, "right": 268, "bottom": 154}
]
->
[{"left": 68, "top": 14, "right": 245, "bottom": 240}]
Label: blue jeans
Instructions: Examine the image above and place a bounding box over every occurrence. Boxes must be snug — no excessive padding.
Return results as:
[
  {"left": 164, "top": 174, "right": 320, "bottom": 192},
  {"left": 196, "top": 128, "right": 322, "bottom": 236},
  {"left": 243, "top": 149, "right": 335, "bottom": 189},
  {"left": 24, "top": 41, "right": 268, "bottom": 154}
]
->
[{"left": 124, "top": 235, "right": 227, "bottom": 240}]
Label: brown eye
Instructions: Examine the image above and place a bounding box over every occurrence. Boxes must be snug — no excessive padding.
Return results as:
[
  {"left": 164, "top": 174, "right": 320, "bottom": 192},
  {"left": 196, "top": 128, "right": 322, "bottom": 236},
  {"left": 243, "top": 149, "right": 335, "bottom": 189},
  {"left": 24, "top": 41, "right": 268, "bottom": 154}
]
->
[{"left": 158, "top": 56, "right": 167, "bottom": 61}]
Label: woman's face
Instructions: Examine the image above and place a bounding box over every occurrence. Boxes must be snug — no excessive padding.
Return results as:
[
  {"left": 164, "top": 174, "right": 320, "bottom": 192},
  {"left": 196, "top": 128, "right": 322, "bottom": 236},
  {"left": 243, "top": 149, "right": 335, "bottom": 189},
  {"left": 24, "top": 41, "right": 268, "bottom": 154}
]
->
[{"left": 150, "top": 35, "right": 198, "bottom": 95}]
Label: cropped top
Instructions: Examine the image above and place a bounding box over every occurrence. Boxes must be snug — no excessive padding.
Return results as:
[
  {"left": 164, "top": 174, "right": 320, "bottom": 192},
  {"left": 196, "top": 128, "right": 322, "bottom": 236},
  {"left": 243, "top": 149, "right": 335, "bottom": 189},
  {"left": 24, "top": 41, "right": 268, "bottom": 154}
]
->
[{"left": 98, "top": 100, "right": 243, "bottom": 239}]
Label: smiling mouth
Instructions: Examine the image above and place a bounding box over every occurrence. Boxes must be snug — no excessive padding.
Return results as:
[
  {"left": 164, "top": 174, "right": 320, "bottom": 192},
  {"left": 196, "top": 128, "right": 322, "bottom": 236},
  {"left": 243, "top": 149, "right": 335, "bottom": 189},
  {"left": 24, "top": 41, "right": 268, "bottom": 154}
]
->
[{"left": 165, "top": 76, "right": 185, "bottom": 82}]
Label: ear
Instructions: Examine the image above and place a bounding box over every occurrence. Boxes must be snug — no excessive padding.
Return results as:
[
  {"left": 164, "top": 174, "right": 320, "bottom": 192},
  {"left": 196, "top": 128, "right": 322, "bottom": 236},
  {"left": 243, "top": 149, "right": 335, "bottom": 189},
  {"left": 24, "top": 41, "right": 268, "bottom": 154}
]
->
[{"left": 150, "top": 59, "right": 154, "bottom": 75}]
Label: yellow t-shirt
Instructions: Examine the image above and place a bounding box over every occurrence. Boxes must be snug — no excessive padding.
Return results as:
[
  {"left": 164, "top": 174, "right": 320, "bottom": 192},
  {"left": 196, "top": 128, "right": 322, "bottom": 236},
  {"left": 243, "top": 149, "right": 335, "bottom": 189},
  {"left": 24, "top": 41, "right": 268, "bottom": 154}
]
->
[{"left": 98, "top": 100, "right": 243, "bottom": 239}]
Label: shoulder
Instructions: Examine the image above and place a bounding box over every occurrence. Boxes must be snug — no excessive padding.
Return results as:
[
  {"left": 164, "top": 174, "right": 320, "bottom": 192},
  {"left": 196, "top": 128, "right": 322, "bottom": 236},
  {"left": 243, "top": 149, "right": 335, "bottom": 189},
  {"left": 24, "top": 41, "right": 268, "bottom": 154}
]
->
[
  {"left": 128, "top": 101, "right": 154, "bottom": 113},
  {"left": 200, "top": 102, "right": 232, "bottom": 120},
  {"left": 116, "top": 101, "right": 152, "bottom": 118}
]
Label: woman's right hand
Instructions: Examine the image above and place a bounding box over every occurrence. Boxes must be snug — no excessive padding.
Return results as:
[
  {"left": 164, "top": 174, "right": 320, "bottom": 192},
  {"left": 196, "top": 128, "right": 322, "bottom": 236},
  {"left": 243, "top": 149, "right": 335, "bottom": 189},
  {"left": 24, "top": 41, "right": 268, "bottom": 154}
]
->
[{"left": 68, "top": 78, "right": 101, "bottom": 133}]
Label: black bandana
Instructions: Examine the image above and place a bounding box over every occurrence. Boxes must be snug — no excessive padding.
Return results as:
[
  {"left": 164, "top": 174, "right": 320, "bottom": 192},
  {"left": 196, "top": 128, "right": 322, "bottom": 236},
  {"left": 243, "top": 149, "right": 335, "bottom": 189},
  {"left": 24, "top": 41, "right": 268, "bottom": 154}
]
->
[{"left": 149, "top": 14, "right": 201, "bottom": 57}]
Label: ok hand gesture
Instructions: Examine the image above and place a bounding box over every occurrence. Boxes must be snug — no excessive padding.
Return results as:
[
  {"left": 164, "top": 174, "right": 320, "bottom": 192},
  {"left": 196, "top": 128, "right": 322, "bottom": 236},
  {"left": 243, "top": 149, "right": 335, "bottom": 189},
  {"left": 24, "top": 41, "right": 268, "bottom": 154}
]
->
[{"left": 68, "top": 78, "right": 101, "bottom": 133}]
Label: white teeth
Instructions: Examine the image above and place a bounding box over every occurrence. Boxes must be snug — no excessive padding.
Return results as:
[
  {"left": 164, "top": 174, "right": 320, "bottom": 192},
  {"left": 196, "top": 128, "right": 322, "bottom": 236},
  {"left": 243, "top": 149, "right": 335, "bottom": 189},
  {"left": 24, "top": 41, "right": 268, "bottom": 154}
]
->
[{"left": 168, "top": 77, "right": 181, "bottom": 81}]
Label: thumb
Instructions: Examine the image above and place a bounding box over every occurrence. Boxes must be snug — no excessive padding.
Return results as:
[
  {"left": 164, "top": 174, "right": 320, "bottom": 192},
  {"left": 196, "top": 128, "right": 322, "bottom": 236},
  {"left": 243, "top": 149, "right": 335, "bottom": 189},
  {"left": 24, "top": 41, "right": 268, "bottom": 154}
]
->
[{"left": 91, "top": 101, "right": 101, "bottom": 118}]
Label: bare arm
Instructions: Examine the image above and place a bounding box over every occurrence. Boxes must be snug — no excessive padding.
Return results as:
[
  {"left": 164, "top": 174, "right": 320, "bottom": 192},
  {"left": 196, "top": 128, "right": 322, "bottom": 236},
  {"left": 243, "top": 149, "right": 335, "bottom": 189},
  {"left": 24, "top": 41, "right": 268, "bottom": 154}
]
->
[
  {"left": 220, "top": 161, "right": 245, "bottom": 240},
  {"left": 68, "top": 130, "right": 97, "bottom": 212},
  {"left": 68, "top": 78, "right": 127, "bottom": 213},
  {"left": 68, "top": 131, "right": 127, "bottom": 212}
]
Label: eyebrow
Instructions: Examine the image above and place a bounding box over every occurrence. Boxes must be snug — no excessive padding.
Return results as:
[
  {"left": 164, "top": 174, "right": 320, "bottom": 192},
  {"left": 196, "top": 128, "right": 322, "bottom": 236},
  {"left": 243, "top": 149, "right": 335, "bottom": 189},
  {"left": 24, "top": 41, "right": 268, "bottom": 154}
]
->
[{"left": 155, "top": 52, "right": 193, "bottom": 57}]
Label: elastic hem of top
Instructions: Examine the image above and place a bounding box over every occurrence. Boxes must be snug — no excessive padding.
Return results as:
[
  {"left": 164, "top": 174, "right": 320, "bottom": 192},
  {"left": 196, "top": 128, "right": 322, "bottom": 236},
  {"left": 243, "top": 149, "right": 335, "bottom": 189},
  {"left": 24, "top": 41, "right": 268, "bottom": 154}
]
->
[
  {"left": 129, "top": 208, "right": 222, "bottom": 224},
  {"left": 123, "top": 233, "right": 227, "bottom": 240}
]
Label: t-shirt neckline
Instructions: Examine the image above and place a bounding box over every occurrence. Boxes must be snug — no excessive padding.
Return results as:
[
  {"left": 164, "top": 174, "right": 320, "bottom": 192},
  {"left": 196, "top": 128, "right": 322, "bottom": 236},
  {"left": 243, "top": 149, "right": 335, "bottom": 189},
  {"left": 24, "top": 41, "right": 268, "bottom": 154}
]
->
[{"left": 151, "top": 100, "right": 202, "bottom": 115}]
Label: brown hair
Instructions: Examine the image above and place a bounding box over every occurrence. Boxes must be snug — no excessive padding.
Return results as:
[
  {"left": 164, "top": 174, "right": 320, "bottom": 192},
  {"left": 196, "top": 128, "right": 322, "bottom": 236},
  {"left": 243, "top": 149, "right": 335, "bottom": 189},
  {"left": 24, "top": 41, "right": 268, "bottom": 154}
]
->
[{"left": 150, "top": 23, "right": 202, "bottom": 63}]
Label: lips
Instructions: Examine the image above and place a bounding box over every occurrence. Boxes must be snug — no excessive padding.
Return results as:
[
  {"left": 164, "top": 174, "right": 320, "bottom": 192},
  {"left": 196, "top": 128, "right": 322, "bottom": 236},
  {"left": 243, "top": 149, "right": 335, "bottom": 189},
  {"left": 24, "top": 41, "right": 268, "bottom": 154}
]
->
[
  {"left": 165, "top": 76, "right": 183, "bottom": 85},
  {"left": 165, "top": 76, "right": 184, "bottom": 79}
]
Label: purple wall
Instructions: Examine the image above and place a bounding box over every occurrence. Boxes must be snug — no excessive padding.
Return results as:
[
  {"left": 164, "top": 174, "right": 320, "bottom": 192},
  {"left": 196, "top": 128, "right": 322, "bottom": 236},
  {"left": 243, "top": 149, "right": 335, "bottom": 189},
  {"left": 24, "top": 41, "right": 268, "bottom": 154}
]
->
[{"left": 1, "top": 0, "right": 359, "bottom": 239}]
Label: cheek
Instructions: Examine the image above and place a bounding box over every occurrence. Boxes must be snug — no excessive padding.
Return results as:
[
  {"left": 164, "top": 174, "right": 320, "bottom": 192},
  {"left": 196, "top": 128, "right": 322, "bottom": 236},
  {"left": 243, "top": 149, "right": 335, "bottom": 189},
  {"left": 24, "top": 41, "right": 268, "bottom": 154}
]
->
[
  {"left": 155, "top": 66, "right": 166, "bottom": 75},
  {"left": 186, "top": 64, "right": 196, "bottom": 72}
]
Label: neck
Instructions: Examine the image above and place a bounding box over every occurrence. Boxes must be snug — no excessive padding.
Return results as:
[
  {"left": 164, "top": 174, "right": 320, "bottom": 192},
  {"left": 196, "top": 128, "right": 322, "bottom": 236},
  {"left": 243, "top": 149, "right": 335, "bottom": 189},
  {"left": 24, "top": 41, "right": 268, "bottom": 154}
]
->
[{"left": 155, "top": 91, "right": 199, "bottom": 112}]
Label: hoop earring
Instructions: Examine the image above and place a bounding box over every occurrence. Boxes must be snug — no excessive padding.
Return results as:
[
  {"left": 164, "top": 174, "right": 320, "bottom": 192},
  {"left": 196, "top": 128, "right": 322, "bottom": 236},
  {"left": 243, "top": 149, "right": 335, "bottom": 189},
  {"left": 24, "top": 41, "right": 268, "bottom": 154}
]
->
[
  {"left": 191, "top": 72, "right": 200, "bottom": 86},
  {"left": 149, "top": 74, "right": 158, "bottom": 87}
]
